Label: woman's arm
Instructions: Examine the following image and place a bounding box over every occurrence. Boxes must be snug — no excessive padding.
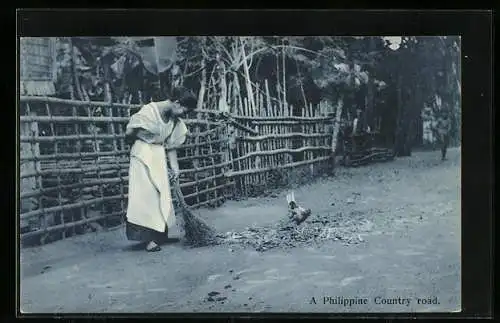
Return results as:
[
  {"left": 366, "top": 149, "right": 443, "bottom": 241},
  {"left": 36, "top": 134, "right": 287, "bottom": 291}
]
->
[
  {"left": 166, "top": 119, "right": 188, "bottom": 178},
  {"left": 125, "top": 128, "right": 158, "bottom": 145},
  {"left": 167, "top": 149, "right": 180, "bottom": 177},
  {"left": 125, "top": 128, "right": 138, "bottom": 145}
]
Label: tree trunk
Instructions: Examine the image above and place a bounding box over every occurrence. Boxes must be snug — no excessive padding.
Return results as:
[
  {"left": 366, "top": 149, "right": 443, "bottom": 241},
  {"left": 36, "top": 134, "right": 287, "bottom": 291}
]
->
[
  {"left": 413, "top": 80, "right": 424, "bottom": 147},
  {"left": 394, "top": 73, "right": 408, "bottom": 156},
  {"left": 194, "top": 45, "right": 207, "bottom": 170},
  {"left": 233, "top": 72, "right": 243, "bottom": 115},
  {"left": 282, "top": 40, "right": 287, "bottom": 107},
  {"left": 275, "top": 47, "right": 282, "bottom": 110},
  {"left": 366, "top": 80, "right": 374, "bottom": 130},
  {"left": 197, "top": 58, "right": 206, "bottom": 112},
  {"left": 216, "top": 52, "right": 228, "bottom": 112},
  {"left": 331, "top": 97, "right": 344, "bottom": 156},
  {"left": 240, "top": 39, "right": 256, "bottom": 114},
  {"left": 69, "top": 38, "right": 84, "bottom": 101},
  {"left": 398, "top": 88, "right": 417, "bottom": 157},
  {"left": 295, "top": 59, "right": 308, "bottom": 108},
  {"left": 365, "top": 37, "right": 375, "bottom": 130}
]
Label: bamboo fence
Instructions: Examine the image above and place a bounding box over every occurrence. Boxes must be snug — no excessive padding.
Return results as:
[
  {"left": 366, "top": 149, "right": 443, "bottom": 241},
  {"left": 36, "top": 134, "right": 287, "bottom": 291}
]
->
[
  {"left": 19, "top": 96, "right": 235, "bottom": 244},
  {"left": 19, "top": 80, "right": 342, "bottom": 245},
  {"left": 225, "top": 79, "right": 338, "bottom": 197}
]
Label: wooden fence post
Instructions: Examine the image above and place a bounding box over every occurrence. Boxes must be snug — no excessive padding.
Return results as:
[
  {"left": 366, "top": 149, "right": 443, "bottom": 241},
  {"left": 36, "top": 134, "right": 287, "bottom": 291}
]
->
[
  {"left": 330, "top": 97, "right": 344, "bottom": 168},
  {"left": 20, "top": 111, "right": 39, "bottom": 230}
]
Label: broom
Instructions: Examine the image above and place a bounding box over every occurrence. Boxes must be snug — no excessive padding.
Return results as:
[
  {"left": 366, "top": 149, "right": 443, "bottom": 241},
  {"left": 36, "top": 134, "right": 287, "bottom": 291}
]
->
[{"left": 170, "top": 173, "right": 220, "bottom": 247}]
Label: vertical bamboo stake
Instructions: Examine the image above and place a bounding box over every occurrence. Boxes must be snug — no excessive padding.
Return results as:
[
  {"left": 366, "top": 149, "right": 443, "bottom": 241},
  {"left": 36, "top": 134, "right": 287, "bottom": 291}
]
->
[
  {"left": 331, "top": 97, "right": 344, "bottom": 166},
  {"left": 255, "top": 82, "right": 260, "bottom": 116},
  {"left": 237, "top": 89, "right": 243, "bottom": 116},
  {"left": 281, "top": 123, "right": 285, "bottom": 166},
  {"left": 304, "top": 116, "right": 308, "bottom": 162},
  {"left": 68, "top": 88, "right": 80, "bottom": 236},
  {"left": 255, "top": 125, "right": 261, "bottom": 169},
  {"left": 275, "top": 49, "right": 282, "bottom": 109},
  {"left": 228, "top": 79, "right": 233, "bottom": 114},
  {"left": 242, "top": 125, "right": 247, "bottom": 194},
  {"left": 274, "top": 120, "right": 277, "bottom": 159},
  {"left": 88, "top": 102, "right": 105, "bottom": 230},
  {"left": 282, "top": 98, "right": 286, "bottom": 117},
  {"left": 235, "top": 132, "right": 241, "bottom": 196},
  {"left": 197, "top": 53, "right": 207, "bottom": 112},
  {"left": 26, "top": 104, "right": 44, "bottom": 242},
  {"left": 277, "top": 120, "right": 280, "bottom": 168},
  {"left": 265, "top": 79, "right": 271, "bottom": 118},
  {"left": 193, "top": 126, "right": 200, "bottom": 206},
  {"left": 238, "top": 93, "right": 243, "bottom": 117},
  {"left": 242, "top": 124, "right": 249, "bottom": 195},
  {"left": 250, "top": 134, "right": 255, "bottom": 190},
  {"left": 106, "top": 95, "right": 121, "bottom": 226},
  {"left": 50, "top": 102, "right": 66, "bottom": 239},
  {"left": 290, "top": 124, "right": 293, "bottom": 164},
  {"left": 207, "top": 130, "right": 217, "bottom": 205},
  {"left": 259, "top": 91, "right": 264, "bottom": 118},
  {"left": 235, "top": 92, "right": 240, "bottom": 116},
  {"left": 20, "top": 103, "right": 37, "bottom": 237},
  {"left": 254, "top": 88, "right": 259, "bottom": 117},
  {"left": 262, "top": 125, "right": 267, "bottom": 171},
  {"left": 310, "top": 103, "right": 314, "bottom": 151},
  {"left": 244, "top": 97, "right": 249, "bottom": 117},
  {"left": 26, "top": 103, "right": 44, "bottom": 243},
  {"left": 222, "top": 121, "right": 231, "bottom": 198},
  {"left": 195, "top": 54, "right": 207, "bottom": 203},
  {"left": 115, "top": 106, "right": 126, "bottom": 224},
  {"left": 277, "top": 122, "right": 280, "bottom": 167},
  {"left": 227, "top": 126, "right": 235, "bottom": 197},
  {"left": 282, "top": 40, "right": 286, "bottom": 116},
  {"left": 138, "top": 90, "right": 143, "bottom": 105},
  {"left": 248, "top": 149, "right": 252, "bottom": 196}
]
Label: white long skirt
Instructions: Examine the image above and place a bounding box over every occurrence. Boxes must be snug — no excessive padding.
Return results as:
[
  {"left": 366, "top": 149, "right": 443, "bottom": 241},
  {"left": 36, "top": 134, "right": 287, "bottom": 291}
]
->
[{"left": 125, "top": 141, "right": 176, "bottom": 235}]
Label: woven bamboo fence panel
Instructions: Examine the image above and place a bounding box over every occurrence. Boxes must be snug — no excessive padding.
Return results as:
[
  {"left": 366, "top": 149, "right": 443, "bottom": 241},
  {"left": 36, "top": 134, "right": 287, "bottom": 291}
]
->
[
  {"left": 224, "top": 78, "right": 337, "bottom": 197},
  {"left": 19, "top": 86, "right": 340, "bottom": 245},
  {"left": 19, "top": 96, "right": 233, "bottom": 245}
]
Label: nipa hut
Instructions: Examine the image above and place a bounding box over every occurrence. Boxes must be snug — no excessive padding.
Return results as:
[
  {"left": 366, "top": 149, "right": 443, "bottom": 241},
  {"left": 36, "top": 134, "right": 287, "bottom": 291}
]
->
[{"left": 20, "top": 37, "right": 57, "bottom": 96}]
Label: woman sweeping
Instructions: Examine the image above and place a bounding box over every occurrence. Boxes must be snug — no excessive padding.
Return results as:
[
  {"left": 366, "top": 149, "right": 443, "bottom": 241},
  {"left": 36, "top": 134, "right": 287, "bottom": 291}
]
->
[{"left": 124, "top": 88, "right": 197, "bottom": 252}]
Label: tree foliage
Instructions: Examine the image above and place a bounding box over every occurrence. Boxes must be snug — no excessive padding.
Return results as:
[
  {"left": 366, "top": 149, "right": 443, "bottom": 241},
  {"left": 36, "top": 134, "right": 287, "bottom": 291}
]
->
[{"left": 51, "top": 36, "right": 460, "bottom": 152}]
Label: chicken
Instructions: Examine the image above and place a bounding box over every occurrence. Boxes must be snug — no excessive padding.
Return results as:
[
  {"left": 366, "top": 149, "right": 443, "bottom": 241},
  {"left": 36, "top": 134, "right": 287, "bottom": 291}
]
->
[{"left": 286, "top": 191, "right": 312, "bottom": 225}]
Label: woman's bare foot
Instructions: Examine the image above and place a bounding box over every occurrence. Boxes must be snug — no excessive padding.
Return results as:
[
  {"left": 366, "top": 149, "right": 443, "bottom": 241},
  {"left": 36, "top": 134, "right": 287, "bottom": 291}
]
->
[{"left": 146, "top": 241, "right": 161, "bottom": 252}]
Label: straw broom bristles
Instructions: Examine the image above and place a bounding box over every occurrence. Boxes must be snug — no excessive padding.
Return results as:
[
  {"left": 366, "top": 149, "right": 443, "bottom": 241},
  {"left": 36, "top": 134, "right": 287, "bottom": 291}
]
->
[{"left": 170, "top": 176, "right": 220, "bottom": 247}]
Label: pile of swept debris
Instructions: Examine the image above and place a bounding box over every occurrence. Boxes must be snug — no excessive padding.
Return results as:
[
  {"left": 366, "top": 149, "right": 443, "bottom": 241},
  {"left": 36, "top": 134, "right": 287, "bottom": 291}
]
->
[
  {"left": 214, "top": 209, "right": 368, "bottom": 252},
  {"left": 177, "top": 189, "right": 370, "bottom": 252}
]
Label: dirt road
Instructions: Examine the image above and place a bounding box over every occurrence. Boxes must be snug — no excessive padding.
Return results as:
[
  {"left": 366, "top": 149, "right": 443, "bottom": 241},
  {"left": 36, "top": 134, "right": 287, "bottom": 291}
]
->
[{"left": 20, "top": 148, "right": 461, "bottom": 313}]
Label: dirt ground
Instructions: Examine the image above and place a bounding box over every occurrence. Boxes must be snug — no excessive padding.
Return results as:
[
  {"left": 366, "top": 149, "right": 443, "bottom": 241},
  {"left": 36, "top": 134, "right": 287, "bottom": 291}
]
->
[{"left": 20, "top": 147, "right": 461, "bottom": 313}]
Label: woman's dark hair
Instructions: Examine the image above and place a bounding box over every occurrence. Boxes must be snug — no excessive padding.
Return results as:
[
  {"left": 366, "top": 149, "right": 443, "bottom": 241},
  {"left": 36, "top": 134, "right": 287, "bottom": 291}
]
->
[{"left": 171, "top": 86, "right": 197, "bottom": 111}]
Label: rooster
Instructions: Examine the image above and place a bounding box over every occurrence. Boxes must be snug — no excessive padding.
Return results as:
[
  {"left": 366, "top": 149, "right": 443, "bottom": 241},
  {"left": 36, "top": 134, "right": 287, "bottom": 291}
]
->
[{"left": 286, "top": 191, "right": 312, "bottom": 225}]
